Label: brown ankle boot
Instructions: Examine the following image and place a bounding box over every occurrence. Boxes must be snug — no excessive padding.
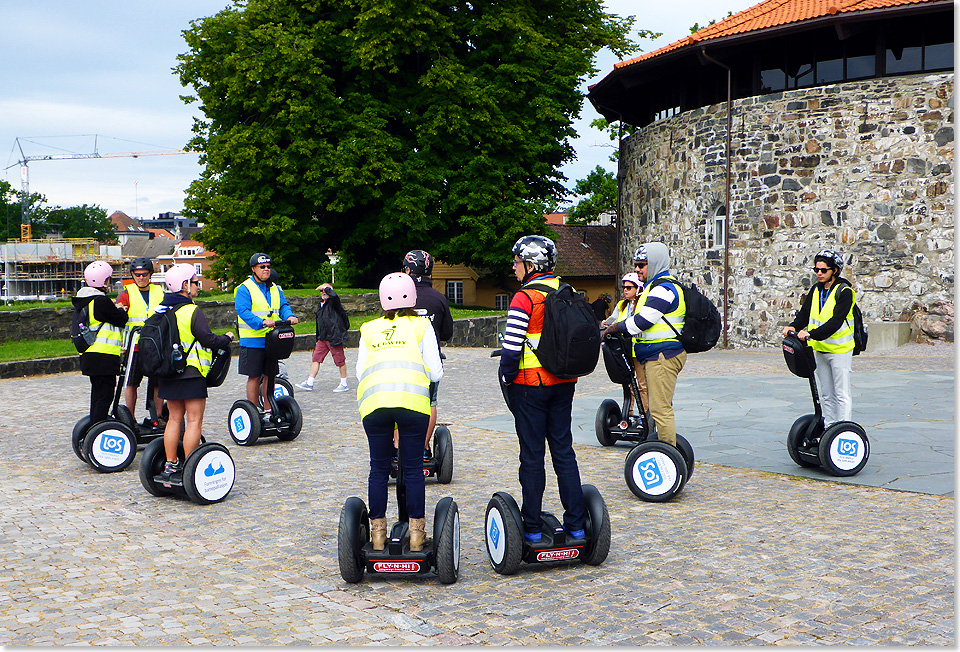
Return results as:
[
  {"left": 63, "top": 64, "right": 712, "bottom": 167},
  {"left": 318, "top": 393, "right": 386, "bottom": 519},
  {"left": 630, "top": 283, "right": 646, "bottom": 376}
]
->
[
  {"left": 370, "top": 518, "right": 387, "bottom": 551},
  {"left": 409, "top": 517, "right": 430, "bottom": 552}
]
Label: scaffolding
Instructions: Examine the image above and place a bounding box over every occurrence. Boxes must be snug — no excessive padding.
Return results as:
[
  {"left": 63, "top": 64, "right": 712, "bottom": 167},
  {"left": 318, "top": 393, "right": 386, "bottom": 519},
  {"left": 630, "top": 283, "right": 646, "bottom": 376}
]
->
[{"left": 1, "top": 238, "right": 123, "bottom": 299}]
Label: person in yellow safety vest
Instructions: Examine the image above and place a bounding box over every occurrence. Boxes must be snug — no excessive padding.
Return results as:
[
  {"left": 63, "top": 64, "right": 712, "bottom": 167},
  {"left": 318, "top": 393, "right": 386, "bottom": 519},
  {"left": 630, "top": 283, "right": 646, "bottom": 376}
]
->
[
  {"left": 602, "top": 271, "right": 647, "bottom": 419},
  {"left": 154, "top": 264, "right": 235, "bottom": 482},
  {"left": 73, "top": 261, "right": 128, "bottom": 425},
  {"left": 783, "top": 249, "right": 857, "bottom": 427},
  {"left": 356, "top": 273, "right": 443, "bottom": 552},
  {"left": 234, "top": 253, "right": 299, "bottom": 410},
  {"left": 603, "top": 242, "right": 686, "bottom": 448},
  {"left": 116, "top": 257, "right": 164, "bottom": 420}
]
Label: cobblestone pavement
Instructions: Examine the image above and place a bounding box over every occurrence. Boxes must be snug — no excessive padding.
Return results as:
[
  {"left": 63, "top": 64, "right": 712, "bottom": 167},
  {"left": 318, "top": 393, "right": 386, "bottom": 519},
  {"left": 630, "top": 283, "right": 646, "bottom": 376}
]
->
[{"left": 0, "top": 345, "right": 953, "bottom": 645}]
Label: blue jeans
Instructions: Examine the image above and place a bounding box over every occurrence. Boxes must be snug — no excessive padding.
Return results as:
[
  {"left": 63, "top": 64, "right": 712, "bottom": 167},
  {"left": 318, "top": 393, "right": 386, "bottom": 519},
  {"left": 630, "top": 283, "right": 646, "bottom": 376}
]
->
[
  {"left": 507, "top": 381, "right": 586, "bottom": 533},
  {"left": 363, "top": 407, "right": 429, "bottom": 520}
]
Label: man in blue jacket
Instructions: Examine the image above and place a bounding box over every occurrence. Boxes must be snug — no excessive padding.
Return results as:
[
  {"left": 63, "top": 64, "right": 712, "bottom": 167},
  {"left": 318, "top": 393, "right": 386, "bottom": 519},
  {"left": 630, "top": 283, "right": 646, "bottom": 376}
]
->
[{"left": 234, "top": 253, "right": 299, "bottom": 409}]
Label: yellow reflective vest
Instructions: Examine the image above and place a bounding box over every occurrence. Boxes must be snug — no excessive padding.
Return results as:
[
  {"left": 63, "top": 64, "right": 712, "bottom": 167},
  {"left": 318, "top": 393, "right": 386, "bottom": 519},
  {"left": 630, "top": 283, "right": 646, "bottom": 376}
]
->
[
  {"left": 636, "top": 276, "right": 686, "bottom": 344},
  {"left": 86, "top": 299, "right": 123, "bottom": 356},
  {"left": 126, "top": 284, "right": 164, "bottom": 328},
  {"left": 235, "top": 277, "right": 281, "bottom": 340},
  {"left": 357, "top": 316, "right": 431, "bottom": 418},
  {"left": 809, "top": 284, "right": 855, "bottom": 354},
  {"left": 174, "top": 303, "right": 214, "bottom": 377}
]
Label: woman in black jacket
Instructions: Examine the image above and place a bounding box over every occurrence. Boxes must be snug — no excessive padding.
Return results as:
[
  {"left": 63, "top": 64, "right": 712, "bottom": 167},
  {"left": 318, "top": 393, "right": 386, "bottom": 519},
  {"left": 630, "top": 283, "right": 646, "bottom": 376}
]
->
[{"left": 295, "top": 283, "right": 350, "bottom": 392}]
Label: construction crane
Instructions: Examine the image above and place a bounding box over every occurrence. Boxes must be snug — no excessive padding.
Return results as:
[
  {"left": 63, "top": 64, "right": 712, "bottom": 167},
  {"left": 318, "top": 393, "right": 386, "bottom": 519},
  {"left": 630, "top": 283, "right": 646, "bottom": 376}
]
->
[{"left": 7, "top": 135, "right": 189, "bottom": 240}]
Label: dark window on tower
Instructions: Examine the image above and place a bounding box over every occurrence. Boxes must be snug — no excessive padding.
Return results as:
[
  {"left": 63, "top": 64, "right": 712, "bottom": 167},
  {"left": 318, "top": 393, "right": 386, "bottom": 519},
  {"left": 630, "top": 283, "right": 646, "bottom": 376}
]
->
[
  {"left": 885, "top": 32, "right": 923, "bottom": 75},
  {"left": 760, "top": 66, "right": 787, "bottom": 92}
]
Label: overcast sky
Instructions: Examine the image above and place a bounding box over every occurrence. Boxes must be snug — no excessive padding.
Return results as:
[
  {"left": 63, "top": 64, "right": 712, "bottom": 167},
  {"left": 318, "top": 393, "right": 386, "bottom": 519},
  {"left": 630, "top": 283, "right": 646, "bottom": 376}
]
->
[{"left": 1, "top": 0, "right": 759, "bottom": 221}]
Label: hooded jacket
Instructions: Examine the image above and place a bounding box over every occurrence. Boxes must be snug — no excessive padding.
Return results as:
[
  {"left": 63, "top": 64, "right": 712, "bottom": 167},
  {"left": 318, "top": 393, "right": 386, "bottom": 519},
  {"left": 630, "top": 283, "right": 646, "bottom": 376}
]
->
[{"left": 616, "top": 242, "right": 685, "bottom": 363}]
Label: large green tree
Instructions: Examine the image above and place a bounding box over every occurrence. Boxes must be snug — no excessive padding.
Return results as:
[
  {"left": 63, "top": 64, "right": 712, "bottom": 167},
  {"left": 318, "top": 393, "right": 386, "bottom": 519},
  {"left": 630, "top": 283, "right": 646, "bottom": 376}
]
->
[{"left": 177, "top": 0, "right": 636, "bottom": 287}]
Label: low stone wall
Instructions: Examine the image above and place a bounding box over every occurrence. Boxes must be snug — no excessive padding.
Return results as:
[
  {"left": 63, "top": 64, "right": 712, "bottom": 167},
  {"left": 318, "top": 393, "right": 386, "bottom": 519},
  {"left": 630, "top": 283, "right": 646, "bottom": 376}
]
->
[
  {"left": 0, "top": 293, "right": 383, "bottom": 344},
  {"left": 0, "top": 315, "right": 503, "bottom": 379}
]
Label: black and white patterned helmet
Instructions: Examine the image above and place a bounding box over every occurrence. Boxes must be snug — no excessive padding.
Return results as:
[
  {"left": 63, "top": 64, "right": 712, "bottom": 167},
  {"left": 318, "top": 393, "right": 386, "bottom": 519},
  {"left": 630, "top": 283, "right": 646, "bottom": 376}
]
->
[
  {"left": 814, "top": 249, "right": 844, "bottom": 272},
  {"left": 633, "top": 245, "right": 647, "bottom": 262},
  {"left": 512, "top": 235, "right": 557, "bottom": 272},
  {"left": 402, "top": 250, "right": 434, "bottom": 276}
]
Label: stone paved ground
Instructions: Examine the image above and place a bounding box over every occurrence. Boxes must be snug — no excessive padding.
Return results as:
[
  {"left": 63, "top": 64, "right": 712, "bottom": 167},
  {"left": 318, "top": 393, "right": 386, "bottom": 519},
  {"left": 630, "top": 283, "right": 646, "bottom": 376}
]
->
[{"left": 0, "top": 344, "right": 953, "bottom": 645}]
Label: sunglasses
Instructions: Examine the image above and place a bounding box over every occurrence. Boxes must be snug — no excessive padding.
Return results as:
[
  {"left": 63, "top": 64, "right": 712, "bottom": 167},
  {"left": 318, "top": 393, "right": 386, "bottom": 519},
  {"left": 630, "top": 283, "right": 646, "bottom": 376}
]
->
[
  {"left": 258, "top": 264, "right": 271, "bottom": 269},
  {"left": 635, "top": 262, "right": 647, "bottom": 268},
  {"left": 813, "top": 267, "right": 831, "bottom": 274},
  {"left": 190, "top": 279, "right": 201, "bottom": 286},
  {"left": 622, "top": 284, "right": 637, "bottom": 289},
  {"left": 132, "top": 272, "right": 150, "bottom": 278}
]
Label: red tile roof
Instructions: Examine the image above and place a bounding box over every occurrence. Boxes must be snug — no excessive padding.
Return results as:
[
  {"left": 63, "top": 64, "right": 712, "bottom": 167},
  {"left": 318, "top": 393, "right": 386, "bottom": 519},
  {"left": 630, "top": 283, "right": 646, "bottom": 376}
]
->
[
  {"left": 550, "top": 224, "right": 617, "bottom": 278},
  {"left": 616, "top": 0, "right": 942, "bottom": 69}
]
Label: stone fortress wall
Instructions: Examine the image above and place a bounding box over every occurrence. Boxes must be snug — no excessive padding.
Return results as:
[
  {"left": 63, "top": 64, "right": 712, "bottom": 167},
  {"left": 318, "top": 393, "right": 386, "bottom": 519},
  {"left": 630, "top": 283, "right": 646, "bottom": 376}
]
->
[{"left": 618, "top": 72, "right": 954, "bottom": 347}]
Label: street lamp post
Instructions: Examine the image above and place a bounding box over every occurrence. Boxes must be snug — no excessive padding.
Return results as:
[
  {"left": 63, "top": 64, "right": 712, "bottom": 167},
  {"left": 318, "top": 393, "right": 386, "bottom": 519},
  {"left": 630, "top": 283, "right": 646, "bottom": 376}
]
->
[{"left": 325, "top": 248, "right": 340, "bottom": 286}]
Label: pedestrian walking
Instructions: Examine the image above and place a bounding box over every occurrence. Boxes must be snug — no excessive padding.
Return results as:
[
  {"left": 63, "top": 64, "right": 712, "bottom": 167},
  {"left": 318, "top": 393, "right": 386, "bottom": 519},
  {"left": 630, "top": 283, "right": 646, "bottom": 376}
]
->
[{"left": 296, "top": 283, "right": 350, "bottom": 392}]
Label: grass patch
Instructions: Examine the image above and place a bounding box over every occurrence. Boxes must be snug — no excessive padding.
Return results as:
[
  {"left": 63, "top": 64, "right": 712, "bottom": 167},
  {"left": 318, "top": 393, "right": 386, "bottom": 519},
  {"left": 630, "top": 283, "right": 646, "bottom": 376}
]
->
[{"left": 0, "top": 338, "right": 77, "bottom": 363}]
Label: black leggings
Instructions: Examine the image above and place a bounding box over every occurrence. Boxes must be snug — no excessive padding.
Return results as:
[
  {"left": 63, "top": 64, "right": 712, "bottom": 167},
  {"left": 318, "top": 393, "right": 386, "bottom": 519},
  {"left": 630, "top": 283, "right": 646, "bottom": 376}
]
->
[{"left": 89, "top": 375, "right": 116, "bottom": 424}]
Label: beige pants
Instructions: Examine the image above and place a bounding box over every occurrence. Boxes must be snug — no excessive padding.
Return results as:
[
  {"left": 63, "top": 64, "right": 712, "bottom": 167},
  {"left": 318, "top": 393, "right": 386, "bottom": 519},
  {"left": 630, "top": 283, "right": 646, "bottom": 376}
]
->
[
  {"left": 633, "top": 360, "right": 649, "bottom": 414},
  {"left": 642, "top": 351, "right": 687, "bottom": 446}
]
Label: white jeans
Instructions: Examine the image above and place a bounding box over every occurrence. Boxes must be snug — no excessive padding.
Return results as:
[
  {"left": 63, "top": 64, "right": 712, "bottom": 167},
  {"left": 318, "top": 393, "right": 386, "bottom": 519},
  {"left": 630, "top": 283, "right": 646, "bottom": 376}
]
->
[{"left": 813, "top": 349, "right": 853, "bottom": 426}]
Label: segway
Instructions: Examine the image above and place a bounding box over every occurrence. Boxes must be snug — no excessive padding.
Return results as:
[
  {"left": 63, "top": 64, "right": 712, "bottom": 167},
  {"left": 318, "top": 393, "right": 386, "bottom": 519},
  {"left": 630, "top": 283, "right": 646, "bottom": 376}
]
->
[
  {"left": 337, "top": 449, "right": 460, "bottom": 584},
  {"left": 71, "top": 328, "right": 142, "bottom": 473},
  {"left": 782, "top": 333, "right": 869, "bottom": 476},
  {"left": 390, "top": 424, "right": 454, "bottom": 485},
  {"left": 484, "top": 484, "right": 610, "bottom": 575},
  {"left": 596, "top": 332, "right": 695, "bottom": 502},
  {"left": 138, "top": 437, "right": 236, "bottom": 505},
  {"left": 228, "top": 320, "right": 302, "bottom": 445}
]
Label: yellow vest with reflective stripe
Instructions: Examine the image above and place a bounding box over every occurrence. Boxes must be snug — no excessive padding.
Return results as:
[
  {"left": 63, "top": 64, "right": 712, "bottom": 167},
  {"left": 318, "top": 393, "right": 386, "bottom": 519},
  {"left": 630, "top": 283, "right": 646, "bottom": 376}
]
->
[
  {"left": 809, "top": 284, "right": 855, "bottom": 354},
  {"left": 86, "top": 299, "right": 123, "bottom": 356},
  {"left": 614, "top": 299, "right": 641, "bottom": 345},
  {"left": 235, "top": 277, "right": 281, "bottom": 340},
  {"left": 636, "top": 276, "right": 686, "bottom": 344},
  {"left": 126, "top": 284, "right": 164, "bottom": 327},
  {"left": 174, "top": 303, "right": 213, "bottom": 377},
  {"left": 357, "top": 316, "right": 431, "bottom": 418}
]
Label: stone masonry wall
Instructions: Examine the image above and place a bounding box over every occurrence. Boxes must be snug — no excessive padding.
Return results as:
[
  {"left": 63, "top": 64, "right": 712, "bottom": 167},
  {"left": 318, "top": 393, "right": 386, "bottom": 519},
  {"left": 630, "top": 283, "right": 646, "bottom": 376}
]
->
[{"left": 619, "top": 72, "right": 954, "bottom": 347}]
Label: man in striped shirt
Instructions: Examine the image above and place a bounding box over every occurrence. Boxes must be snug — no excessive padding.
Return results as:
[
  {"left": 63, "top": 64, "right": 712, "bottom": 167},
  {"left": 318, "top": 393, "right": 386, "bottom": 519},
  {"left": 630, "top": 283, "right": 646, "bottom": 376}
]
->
[
  {"left": 498, "top": 235, "right": 586, "bottom": 544},
  {"left": 603, "top": 242, "right": 687, "bottom": 447}
]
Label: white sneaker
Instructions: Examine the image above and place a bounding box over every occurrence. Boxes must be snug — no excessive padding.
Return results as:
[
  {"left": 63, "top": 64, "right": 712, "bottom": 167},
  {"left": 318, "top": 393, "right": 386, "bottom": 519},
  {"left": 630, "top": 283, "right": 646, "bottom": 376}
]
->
[
  {"left": 333, "top": 384, "right": 349, "bottom": 393},
  {"left": 295, "top": 380, "right": 315, "bottom": 391}
]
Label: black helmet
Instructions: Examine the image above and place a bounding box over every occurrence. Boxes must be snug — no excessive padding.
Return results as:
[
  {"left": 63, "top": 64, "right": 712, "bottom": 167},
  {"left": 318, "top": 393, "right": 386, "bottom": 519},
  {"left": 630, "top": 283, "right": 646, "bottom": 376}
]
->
[
  {"left": 814, "top": 249, "right": 844, "bottom": 273},
  {"left": 249, "top": 253, "right": 271, "bottom": 268},
  {"left": 512, "top": 235, "right": 557, "bottom": 272},
  {"left": 268, "top": 269, "right": 279, "bottom": 285},
  {"left": 130, "top": 257, "right": 154, "bottom": 274},
  {"left": 402, "top": 250, "right": 434, "bottom": 276}
]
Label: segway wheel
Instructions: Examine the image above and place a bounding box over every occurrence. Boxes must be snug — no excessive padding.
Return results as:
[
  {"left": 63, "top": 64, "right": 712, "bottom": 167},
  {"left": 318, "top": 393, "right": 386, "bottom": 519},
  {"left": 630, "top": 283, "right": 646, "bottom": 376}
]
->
[
  {"left": 228, "top": 400, "right": 261, "bottom": 445},
  {"left": 818, "top": 422, "right": 869, "bottom": 477},
  {"left": 183, "top": 442, "right": 236, "bottom": 505},
  {"left": 116, "top": 405, "right": 138, "bottom": 433},
  {"left": 675, "top": 434, "right": 696, "bottom": 483},
  {"left": 138, "top": 438, "right": 182, "bottom": 497},
  {"left": 595, "top": 399, "right": 621, "bottom": 446},
  {"left": 274, "top": 377, "right": 294, "bottom": 401},
  {"left": 581, "top": 484, "right": 611, "bottom": 566},
  {"left": 435, "top": 425, "right": 454, "bottom": 485},
  {"left": 72, "top": 416, "right": 91, "bottom": 462},
  {"left": 434, "top": 497, "right": 461, "bottom": 584},
  {"left": 82, "top": 421, "right": 137, "bottom": 473},
  {"left": 624, "top": 442, "right": 687, "bottom": 502},
  {"left": 787, "top": 414, "right": 822, "bottom": 468},
  {"left": 484, "top": 493, "right": 523, "bottom": 575},
  {"left": 337, "top": 497, "right": 369, "bottom": 584},
  {"left": 274, "top": 396, "right": 303, "bottom": 441}
]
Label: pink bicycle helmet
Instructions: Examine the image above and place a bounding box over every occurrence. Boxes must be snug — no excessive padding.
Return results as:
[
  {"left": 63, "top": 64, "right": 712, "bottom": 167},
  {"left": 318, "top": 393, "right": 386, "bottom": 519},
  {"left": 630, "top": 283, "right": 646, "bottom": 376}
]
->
[
  {"left": 379, "top": 272, "right": 417, "bottom": 310},
  {"left": 84, "top": 261, "right": 113, "bottom": 288},
  {"left": 621, "top": 272, "right": 641, "bottom": 288},
  {"left": 165, "top": 263, "right": 197, "bottom": 293}
]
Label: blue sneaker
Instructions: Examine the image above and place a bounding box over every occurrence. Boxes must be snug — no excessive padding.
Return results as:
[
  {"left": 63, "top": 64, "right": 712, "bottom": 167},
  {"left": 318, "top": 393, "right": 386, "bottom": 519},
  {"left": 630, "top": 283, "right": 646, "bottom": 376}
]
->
[
  {"left": 567, "top": 529, "right": 585, "bottom": 540},
  {"left": 523, "top": 531, "right": 542, "bottom": 543}
]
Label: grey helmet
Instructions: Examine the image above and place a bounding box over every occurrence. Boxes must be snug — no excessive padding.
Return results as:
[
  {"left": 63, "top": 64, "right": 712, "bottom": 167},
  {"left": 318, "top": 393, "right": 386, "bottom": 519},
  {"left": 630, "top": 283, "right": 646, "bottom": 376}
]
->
[
  {"left": 512, "top": 235, "right": 557, "bottom": 272},
  {"left": 814, "top": 249, "right": 844, "bottom": 272}
]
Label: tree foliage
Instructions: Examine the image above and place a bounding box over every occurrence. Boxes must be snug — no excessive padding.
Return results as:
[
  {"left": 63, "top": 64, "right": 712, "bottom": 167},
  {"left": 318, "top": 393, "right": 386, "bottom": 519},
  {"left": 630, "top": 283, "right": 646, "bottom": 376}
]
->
[
  {"left": 177, "top": 0, "right": 636, "bottom": 287},
  {"left": 566, "top": 166, "right": 617, "bottom": 225},
  {"left": 41, "top": 205, "right": 116, "bottom": 242}
]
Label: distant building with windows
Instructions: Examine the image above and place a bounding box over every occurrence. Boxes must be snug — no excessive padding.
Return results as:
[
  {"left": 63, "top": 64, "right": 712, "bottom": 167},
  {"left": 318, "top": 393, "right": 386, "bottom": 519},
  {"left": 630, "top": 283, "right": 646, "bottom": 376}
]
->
[
  {"left": 588, "top": 0, "right": 953, "bottom": 346},
  {"left": 156, "top": 240, "right": 220, "bottom": 292}
]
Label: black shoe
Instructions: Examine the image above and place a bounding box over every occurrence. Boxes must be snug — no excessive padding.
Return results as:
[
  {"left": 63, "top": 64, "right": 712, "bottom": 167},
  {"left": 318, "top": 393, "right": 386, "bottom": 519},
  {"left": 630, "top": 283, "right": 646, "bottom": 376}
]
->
[
  {"left": 158, "top": 461, "right": 182, "bottom": 482},
  {"left": 423, "top": 448, "right": 431, "bottom": 462}
]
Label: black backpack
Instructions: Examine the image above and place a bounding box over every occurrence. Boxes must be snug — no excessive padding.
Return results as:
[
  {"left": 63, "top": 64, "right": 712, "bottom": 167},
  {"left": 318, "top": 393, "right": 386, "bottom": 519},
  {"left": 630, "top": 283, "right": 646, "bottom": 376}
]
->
[
  {"left": 70, "top": 299, "right": 100, "bottom": 353},
  {"left": 649, "top": 277, "right": 722, "bottom": 354},
  {"left": 138, "top": 305, "right": 195, "bottom": 378},
  {"left": 524, "top": 282, "right": 600, "bottom": 379}
]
